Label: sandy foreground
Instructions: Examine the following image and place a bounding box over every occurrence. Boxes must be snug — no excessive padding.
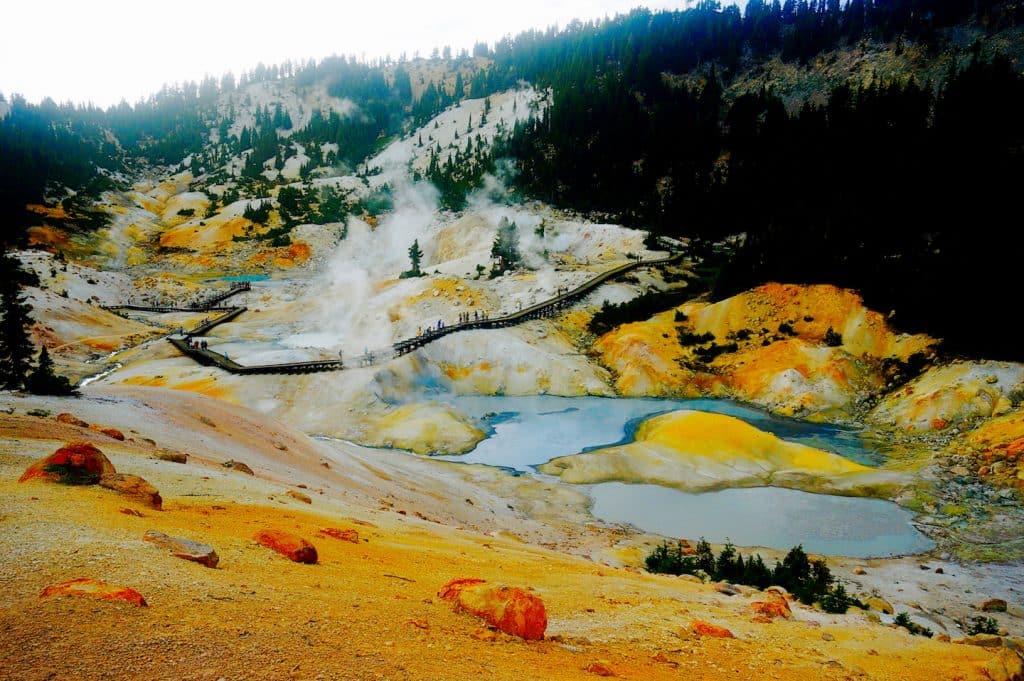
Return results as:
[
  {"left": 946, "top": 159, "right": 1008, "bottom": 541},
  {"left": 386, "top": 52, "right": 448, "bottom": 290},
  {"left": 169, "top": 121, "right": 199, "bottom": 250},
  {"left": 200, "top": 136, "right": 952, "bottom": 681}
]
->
[{"left": 0, "top": 388, "right": 1013, "bottom": 680}]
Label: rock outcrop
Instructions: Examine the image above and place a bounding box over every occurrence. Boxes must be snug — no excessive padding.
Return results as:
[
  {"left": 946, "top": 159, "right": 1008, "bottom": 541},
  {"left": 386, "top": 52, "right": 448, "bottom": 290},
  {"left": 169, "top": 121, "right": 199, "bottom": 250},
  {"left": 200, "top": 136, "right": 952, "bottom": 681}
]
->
[
  {"left": 438, "top": 577, "right": 547, "bottom": 640},
  {"left": 319, "top": 528, "right": 360, "bottom": 543},
  {"left": 690, "top": 621, "right": 735, "bottom": 638}
]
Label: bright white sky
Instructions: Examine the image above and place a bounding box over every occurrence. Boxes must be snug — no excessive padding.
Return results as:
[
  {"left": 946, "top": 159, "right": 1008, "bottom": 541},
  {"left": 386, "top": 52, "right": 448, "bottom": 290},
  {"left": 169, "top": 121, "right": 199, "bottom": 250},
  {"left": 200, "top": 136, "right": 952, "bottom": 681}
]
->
[{"left": 1, "top": 0, "right": 690, "bottom": 109}]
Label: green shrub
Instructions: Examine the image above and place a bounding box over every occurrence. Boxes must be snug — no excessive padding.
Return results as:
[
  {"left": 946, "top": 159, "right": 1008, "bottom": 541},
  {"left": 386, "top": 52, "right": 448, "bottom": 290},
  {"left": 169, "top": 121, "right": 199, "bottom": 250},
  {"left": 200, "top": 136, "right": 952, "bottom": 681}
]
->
[
  {"left": 43, "top": 463, "right": 98, "bottom": 485},
  {"left": 677, "top": 330, "right": 715, "bottom": 346},
  {"left": 778, "top": 322, "right": 796, "bottom": 336},
  {"left": 967, "top": 616, "right": 999, "bottom": 635},
  {"left": 895, "top": 612, "right": 934, "bottom": 637}
]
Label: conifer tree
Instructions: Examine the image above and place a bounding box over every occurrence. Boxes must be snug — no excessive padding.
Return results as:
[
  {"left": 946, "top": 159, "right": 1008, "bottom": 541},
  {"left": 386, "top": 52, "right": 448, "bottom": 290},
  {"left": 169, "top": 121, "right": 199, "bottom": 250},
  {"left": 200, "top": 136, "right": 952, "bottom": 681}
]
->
[
  {"left": 0, "top": 251, "right": 36, "bottom": 390},
  {"left": 25, "top": 346, "right": 77, "bottom": 395},
  {"left": 407, "top": 239, "right": 423, "bottom": 276}
]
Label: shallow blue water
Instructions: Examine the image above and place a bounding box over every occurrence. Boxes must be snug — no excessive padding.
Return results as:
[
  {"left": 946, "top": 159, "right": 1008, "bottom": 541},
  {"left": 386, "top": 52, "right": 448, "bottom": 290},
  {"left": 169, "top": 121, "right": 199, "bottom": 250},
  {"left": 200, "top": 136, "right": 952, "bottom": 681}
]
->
[{"left": 424, "top": 394, "right": 930, "bottom": 557}]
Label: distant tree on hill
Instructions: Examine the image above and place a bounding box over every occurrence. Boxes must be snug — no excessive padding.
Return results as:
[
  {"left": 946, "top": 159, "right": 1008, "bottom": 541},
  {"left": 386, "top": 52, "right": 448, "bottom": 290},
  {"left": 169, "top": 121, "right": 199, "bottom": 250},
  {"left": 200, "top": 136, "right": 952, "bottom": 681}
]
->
[{"left": 490, "top": 218, "right": 522, "bottom": 276}]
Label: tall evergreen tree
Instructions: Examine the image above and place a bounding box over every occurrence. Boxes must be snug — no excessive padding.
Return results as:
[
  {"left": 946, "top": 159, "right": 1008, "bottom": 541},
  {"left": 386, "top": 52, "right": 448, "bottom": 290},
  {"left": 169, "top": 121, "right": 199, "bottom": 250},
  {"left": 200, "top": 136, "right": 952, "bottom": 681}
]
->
[
  {"left": 407, "top": 239, "right": 423, "bottom": 276},
  {"left": 0, "top": 251, "right": 36, "bottom": 390},
  {"left": 25, "top": 346, "right": 77, "bottom": 396}
]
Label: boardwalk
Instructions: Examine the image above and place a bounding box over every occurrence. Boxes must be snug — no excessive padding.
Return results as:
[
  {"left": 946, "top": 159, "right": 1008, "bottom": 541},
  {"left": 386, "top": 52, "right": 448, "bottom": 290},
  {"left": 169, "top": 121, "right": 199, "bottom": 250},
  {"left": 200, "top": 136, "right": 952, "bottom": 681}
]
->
[{"left": 114, "top": 254, "right": 683, "bottom": 376}]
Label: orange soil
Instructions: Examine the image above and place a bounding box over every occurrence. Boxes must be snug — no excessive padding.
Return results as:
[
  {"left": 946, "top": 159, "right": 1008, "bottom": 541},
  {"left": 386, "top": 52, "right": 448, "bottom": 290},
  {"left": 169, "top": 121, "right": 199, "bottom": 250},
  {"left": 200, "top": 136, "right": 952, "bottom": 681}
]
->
[{"left": 0, "top": 414, "right": 999, "bottom": 681}]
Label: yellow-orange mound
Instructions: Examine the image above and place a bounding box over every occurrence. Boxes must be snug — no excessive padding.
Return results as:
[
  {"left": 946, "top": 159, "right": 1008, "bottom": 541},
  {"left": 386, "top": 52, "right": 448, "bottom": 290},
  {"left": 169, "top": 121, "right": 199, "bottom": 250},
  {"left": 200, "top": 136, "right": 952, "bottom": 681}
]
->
[{"left": 540, "top": 410, "right": 901, "bottom": 496}]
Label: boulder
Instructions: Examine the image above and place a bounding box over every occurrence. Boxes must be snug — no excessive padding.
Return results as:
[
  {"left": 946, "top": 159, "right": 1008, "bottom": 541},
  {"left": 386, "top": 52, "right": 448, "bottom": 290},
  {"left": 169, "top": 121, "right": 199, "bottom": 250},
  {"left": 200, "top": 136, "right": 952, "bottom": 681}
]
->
[
  {"left": 19, "top": 442, "right": 116, "bottom": 485},
  {"left": 286, "top": 490, "right": 312, "bottom": 504},
  {"left": 157, "top": 452, "right": 188, "bottom": 464},
  {"left": 99, "top": 474, "right": 162, "bottom": 510},
  {"left": 852, "top": 567, "right": 867, "bottom": 575},
  {"left": 438, "top": 577, "right": 547, "bottom": 640},
  {"left": 223, "top": 460, "right": 254, "bottom": 475},
  {"left": 750, "top": 593, "right": 793, "bottom": 620},
  {"left": 143, "top": 530, "right": 219, "bottom": 568},
  {"left": 982, "top": 599, "right": 1009, "bottom": 613},
  {"left": 319, "top": 528, "right": 360, "bottom": 543},
  {"left": 40, "top": 578, "right": 146, "bottom": 607},
  {"left": 865, "top": 596, "right": 894, "bottom": 615},
  {"left": 690, "top": 620, "right": 735, "bottom": 638},
  {"left": 254, "top": 530, "right": 317, "bottom": 564},
  {"left": 55, "top": 413, "right": 89, "bottom": 428}
]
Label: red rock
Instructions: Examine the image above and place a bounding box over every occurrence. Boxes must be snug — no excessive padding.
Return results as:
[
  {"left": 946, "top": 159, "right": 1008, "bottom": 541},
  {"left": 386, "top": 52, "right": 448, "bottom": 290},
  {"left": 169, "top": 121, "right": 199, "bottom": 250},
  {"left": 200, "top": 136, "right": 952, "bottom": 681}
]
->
[
  {"left": 99, "top": 473, "right": 162, "bottom": 510},
  {"left": 585, "top": 661, "right": 617, "bottom": 676},
  {"left": 55, "top": 413, "right": 89, "bottom": 428},
  {"left": 98, "top": 427, "right": 125, "bottom": 441},
  {"left": 930, "top": 418, "right": 948, "bottom": 431},
  {"left": 19, "top": 442, "right": 116, "bottom": 484},
  {"left": 143, "top": 530, "right": 219, "bottom": 568},
  {"left": 40, "top": 578, "right": 147, "bottom": 607},
  {"left": 407, "top": 618, "right": 429, "bottom": 630},
  {"left": 1008, "top": 438, "right": 1024, "bottom": 458},
  {"left": 319, "top": 528, "right": 360, "bottom": 543},
  {"left": 119, "top": 508, "right": 144, "bottom": 517},
  {"left": 254, "top": 529, "right": 317, "bottom": 564},
  {"left": 750, "top": 593, "right": 792, "bottom": 619},
  {"left": 691, "top": 620, "right": 735, "bottom": 638},
  {"left": 438, "top": 578, "right": 547, "bottom": 640}
]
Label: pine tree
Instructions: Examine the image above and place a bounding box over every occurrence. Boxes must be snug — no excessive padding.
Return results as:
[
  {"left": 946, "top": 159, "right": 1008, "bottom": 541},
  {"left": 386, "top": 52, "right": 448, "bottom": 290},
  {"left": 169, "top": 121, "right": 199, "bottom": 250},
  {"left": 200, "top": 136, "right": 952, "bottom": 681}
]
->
[
  {"left": 0, "top": 251, "right": 36, "bottom": 390},
  {"left": 25, "top": 346, "right": 77, "bottom": 395},
  {"left": 407, "top": 239, "right": 423, "bottom": 276}
]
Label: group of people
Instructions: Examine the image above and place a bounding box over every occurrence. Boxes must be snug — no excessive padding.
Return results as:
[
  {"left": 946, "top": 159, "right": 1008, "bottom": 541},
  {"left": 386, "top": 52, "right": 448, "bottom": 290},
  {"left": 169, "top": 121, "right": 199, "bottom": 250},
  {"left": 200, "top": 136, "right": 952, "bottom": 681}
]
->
[
  {"left": 456, "top": 310, "right": 488, "bottom": 324},
  {"left": 185, "top": 337, "right": 209, "bottom": 351}
]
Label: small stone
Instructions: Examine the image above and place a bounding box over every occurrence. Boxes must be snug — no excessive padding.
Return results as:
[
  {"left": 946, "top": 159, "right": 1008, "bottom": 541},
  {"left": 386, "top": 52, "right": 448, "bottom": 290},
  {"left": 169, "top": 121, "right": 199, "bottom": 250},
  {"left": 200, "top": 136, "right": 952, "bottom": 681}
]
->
[
  {"left": 143, "top": 530, "right": 219, "bottom": 568},
  {"left": 40, "top": 578, "right": 147, "bottom": 607},
  {"left": 935, "top": 567, "right": 944, "bottom": 574},
  {"left": 55, "top": 413, "right": 89, "bottom": 428},
  {"left": 865, "top": 597, "right": 894, "bottom": 615},
  {"left": 98, "top": 427, "right": 125, "bottom": 441},
  {"left": 223, "top": 460, "right": 254, "bottom": 475},
  {"left": 286, "top": 490, "right": 312, "bottom": 504},
  {"left": 585, "top": 661, "right": 616, "bottom": 676},
  {"left": 319, "top": 528, "right": 360, "bottom": 543},
  {"left": 157, "top": 452, "right": 188, "bottom": 464},
  {"left": 254, "top": 530, "right": 317, "bottom": 564},
  {"left": 99, "top": 473, "right": 162, "bottom": 510},
  {"left": 822, "top": 632, "right": 835, "bottom": 641},
  {"left": 853, "top": 567, "right": 867, "bottom": 575},
  {"left": 690, "top": 620, "right": 734, "bottom": 638}
]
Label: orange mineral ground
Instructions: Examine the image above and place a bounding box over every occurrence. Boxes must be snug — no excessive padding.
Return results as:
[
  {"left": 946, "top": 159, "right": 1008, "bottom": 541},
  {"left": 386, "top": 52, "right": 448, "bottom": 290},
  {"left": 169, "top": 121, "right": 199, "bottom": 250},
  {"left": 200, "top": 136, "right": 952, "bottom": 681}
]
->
[{"left": 0, "top": 407, "right": 1001, "bottom": 681}]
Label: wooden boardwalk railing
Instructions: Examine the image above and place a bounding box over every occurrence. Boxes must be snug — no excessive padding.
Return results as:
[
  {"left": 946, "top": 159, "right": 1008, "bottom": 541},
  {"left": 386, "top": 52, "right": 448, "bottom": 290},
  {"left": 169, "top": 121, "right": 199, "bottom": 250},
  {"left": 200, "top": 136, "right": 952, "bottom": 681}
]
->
[{"left": 116, "top": 253, "right": 683, "bottom": 376}]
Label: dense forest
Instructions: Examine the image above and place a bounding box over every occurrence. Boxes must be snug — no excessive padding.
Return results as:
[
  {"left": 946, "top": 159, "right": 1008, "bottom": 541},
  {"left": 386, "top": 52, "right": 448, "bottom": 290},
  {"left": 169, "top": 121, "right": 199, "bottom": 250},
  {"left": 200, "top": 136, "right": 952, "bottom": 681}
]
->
[{"left": 1, "top": 0, "right": 1022, "bottom": 358}]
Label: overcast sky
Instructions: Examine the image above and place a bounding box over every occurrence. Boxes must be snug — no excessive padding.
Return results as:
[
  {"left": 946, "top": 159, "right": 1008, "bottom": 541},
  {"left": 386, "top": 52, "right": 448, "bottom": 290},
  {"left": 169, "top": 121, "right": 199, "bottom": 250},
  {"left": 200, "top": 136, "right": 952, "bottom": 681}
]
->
[{"left": 1, "top": 0, "right": 691, "bottom": 108}]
